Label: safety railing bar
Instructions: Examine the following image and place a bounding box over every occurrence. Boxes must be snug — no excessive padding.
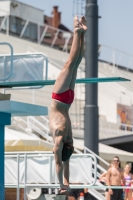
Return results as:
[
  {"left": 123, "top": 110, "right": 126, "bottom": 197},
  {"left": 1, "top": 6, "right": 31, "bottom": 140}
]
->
[
  {"left": 24, "top": 154, "right": 27, "bottom": 200},
  {"left": 0, "top": 15, "right": 8, "bottom": 31},
  {"left": 40, "top": 115, "right": 49, "bottom": 123},
  {"left": 99, "top": 128, "right": 133, "bottom": 137},
  {"left": 13, "top": 119, "right": 42, "bottom": 136},
  {"left": 32, "top": 122, "right": 50, "bottom": 135},
  {"left": 0, "top": 9, "right": 67, "bottom": 33},
  {"left": 5, "top": 153, "right": 91, "bottom": 158},
  {"left": 13, "top": 118, "right": 27, "bottom": 125},
  {"left": 63, "top": 35, "right": 71, "bottom": 52},
  {"left": 48, "top": 157, "right": 52, "bottom": 194},
  {"left": 91, "top": 161, "right": 107, "bottom": 174},
  {"left": 5, "top": 151, "right": 53, "bottom": 155},
  {"left": 84, "top": 146, "right": 109, "bottom": 166},
  {"left": 20, "top": 20, "right": 29, "bottom": 38},
  {"left": 31, "top": 125, "right": 52, "bottom": 142},
  {"left": 16, "top": 154, "right": 20, "bottom": 200},
  {"left": 73, "top": 138, "right": 109, "bottom": 166},
  {"left": 101, "top": 44, "right": 133, "bottom": 58},
  {"left": 0, "top": 42, "right": 13, "bottom": 81},
  {"left": 45, "top": 56, "right": 48, "bottom": 80},
  {"left": 0, "top": 52, "right": 47, "bottom": 57},
  {"left": 92, "top": 167, "right": 104, "bottom": 177},
  {"left": 5, "top": 184, "right": 133, "bottom": 189},
  {"left": 73, "top": 139, "right": 104, "bottom": 161},
  {"left": 100, "top": 123, "right": 133, "bottom": 130},
  {"left": 39, "top": 25, "right": 48, "bottom": 44},
  {"left": 51, "top": 29, "right": 59, "bottom": 47},
  {"left": 8, "top": 153, "right": 96, "bottom": 191},
  {"left": 0, "top": 11, "right": 75, "bottom": 49},
  {"left": 31, "top": 123, "right": 49, "bottom": 135},
  {"left": 91, "top": 168, "right": 105, "bottom": 180},
  {"left": 90, "top": 154, "right": 97, "bottom": 186},
  {"left": 74, "top": 148, "right": 82, "bottom": 154},
  {"left": 13, "top": 118, "right": 37, "bottom": 134},
  {"left": 12, "top": 122, "right": 40, "bottom": 139},
  {"left": 29, "top": 116, "right": 49, "bottom": 132},
  {"left": 0, "top": 52, "right": 48, "bottom": 89}
]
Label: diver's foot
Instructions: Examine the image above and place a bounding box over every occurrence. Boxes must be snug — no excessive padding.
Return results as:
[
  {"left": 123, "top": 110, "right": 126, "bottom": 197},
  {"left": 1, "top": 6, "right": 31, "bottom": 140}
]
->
[
  {"left": 74, "top": 15, "right": 84, "bottom": 33},
  {"left": 80, "top": 15, "right": 87, "bottom": 33},
  {"left": 58, "top": 189, "right": 68, "bottom": 195}
]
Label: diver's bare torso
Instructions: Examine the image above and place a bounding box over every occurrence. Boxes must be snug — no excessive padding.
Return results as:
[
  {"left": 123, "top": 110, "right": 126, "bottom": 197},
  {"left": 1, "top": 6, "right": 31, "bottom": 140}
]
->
[{"left": 49, "top": 99, "right": 73, "bottom": 144}]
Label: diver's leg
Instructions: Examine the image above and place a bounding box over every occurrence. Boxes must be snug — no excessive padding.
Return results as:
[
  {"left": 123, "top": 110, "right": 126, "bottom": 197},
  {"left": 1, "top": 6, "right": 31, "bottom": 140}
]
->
[
  {"left": 53, "top": 16, "right": 83, "bottom": 93},
  {"left": 69, "top": 16, "right": 87, "bottom": 91}
]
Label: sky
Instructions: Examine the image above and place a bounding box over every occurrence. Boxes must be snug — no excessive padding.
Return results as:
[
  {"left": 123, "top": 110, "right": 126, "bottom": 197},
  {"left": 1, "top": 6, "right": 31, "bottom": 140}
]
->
[{"left": 18, "top": 0, "right": 133, "bottom": 68}]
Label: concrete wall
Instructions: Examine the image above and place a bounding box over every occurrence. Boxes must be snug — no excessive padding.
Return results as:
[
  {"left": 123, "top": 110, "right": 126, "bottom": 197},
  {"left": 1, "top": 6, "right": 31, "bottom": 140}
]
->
[
  {"left": 0, "top": 1, "right": 10, "bottom": 16},
  {"left": 0, "top": 0, "right": 44, "bottom": 24}
]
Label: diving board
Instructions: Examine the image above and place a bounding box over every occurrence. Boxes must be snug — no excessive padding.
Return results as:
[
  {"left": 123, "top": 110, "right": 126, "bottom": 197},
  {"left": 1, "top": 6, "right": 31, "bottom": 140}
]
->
[{"left": 0, "top": 77, "right": 130, "bottom": 88}]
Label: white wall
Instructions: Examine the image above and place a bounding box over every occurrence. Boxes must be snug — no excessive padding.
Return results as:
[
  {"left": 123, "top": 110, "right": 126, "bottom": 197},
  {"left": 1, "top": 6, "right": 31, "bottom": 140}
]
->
[
  {"left": 0, "top": 1, "right": 10, "bottom": 16},
  {"left": 0, "top": 0, "right": 44, "bottom": 24}
]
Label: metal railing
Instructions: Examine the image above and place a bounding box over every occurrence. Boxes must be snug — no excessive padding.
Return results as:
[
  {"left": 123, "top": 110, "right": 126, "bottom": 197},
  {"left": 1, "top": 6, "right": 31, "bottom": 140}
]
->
[
  {"left": 5, "top": 152, "right": 97, "bottom": 200},
  {"left": 12, "top": 116, "right": 52, "bottom": 143},
  {"left": 12, "top": 116, "right": 109, "bottom": 175},
  {"left": 0, "top": 42, "right": 13, "bottom": 81},
  {"left": 99, "top": 121, "right": 133, "bottom": 139},
  {"left": 1, "top": 8, "right": 133, "bottom": 71},
  {"left": 0, "top": 9, "right": 73, "bottom": 52},
  {"left": 69, "top": 113, "right": 133, "bottom": 139},
  {"left": 11, "top": 116, "right": 110, "bottom": 200},
  {"left": 12, "top": 115, "right": 109, "bottom": 167},
  {"left": 99, "top": 44, "right": 133, "bottom": 71}
]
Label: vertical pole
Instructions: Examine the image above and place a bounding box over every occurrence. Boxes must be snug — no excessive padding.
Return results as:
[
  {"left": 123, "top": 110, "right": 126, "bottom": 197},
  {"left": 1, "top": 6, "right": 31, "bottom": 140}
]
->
[
  {"left": 6, "top": 15, "right": 9, "bottom": 35},
  {"left": 37, "top": 24, "right": 40, "bottom": 44},
  {"left": 17, "top": 154, "right": 20, "bottom": 200},
  {"left": 0, "top": 126, "right": 5, "bottom": 200},
  {"left": 0, "top": 112, "right": 11, "bottom": 200},
  {"left": 84, "top": 0, "right": 99, "bottom": 154}
]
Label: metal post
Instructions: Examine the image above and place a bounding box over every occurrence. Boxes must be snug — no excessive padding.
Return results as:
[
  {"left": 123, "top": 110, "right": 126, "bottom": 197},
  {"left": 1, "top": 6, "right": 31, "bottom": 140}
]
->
[
  {"left": 84, "top": 0, "right": 99, "bottom": 154},
  {"left": 6, "top": 15, "right": 9, "bottom": 35},
  {"left": 0, "top": 113, "right": 11, "bottom": 200},
  {"left": 17, "top": 154, "right": 20, "bottom": 200},
  {"left": 20, "top": 20, "right": 29, "bottom": 38}
]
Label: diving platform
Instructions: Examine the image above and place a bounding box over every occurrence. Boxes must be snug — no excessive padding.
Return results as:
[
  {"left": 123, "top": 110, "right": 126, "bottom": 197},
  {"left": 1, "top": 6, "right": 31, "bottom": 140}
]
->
[
  {"left": 0, "top": 100, "right": 48, "bottom": 116},
  {"left": 0, "top": 101, "right": 48, "bottom": 200}
]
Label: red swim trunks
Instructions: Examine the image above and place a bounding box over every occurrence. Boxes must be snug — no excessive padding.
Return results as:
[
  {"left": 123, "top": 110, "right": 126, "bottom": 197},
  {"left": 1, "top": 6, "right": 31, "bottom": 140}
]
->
[{"left": 52, "top": 89, "right": 74, "bottom": 104}]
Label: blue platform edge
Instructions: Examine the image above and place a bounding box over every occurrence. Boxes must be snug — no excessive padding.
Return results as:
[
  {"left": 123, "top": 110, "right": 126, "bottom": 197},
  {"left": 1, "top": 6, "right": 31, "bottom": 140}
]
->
[{"left": 0, "top": 100, "right": 48, "bottom": 116}]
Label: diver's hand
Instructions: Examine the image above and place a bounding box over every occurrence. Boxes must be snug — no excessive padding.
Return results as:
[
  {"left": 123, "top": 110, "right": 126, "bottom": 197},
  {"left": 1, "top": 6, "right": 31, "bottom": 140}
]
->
[{"left": 109, "top": 188, "right": 113, "bottom": 195}]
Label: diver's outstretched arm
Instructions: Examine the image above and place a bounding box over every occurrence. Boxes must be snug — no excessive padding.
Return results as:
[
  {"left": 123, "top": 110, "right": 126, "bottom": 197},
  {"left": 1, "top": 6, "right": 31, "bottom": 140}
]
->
[{"left": 53, "top": 136, "right": 70, "bottom": 191}]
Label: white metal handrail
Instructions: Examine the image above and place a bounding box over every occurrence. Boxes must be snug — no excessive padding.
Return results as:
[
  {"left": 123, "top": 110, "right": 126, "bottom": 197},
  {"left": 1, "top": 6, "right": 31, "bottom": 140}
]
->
[
  {"left": 5, "top": 153, "right": 97, "bottom": 200},
  {"left": 11, "top": 114, "right": 110, "bottom": 200},
  {"left": 12, "top": 116, "right": 109, "bottom": 174},
  {"left": 0, "top": 42, "right": 13, "bottom": 81},
  {"left": 71, "top": 112, "right": 133, "bottom": 139},
  {"left": 84, "top": 146, "right": 109, "bottom": 167},
  {"left": 0, "top": 9, "right": 73, "bottom": 51},
  {"left": 100, "top": 122, "right": 133, "bottom": 139},
  {"left": 12, "top": 116, "right": 52, "bottom": 143},
  {"left": 2, "top": 52, "right": 48, "bottom": 90},
  {"left": 1, "top": 9, "right": 133, "bottom": 70}
]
